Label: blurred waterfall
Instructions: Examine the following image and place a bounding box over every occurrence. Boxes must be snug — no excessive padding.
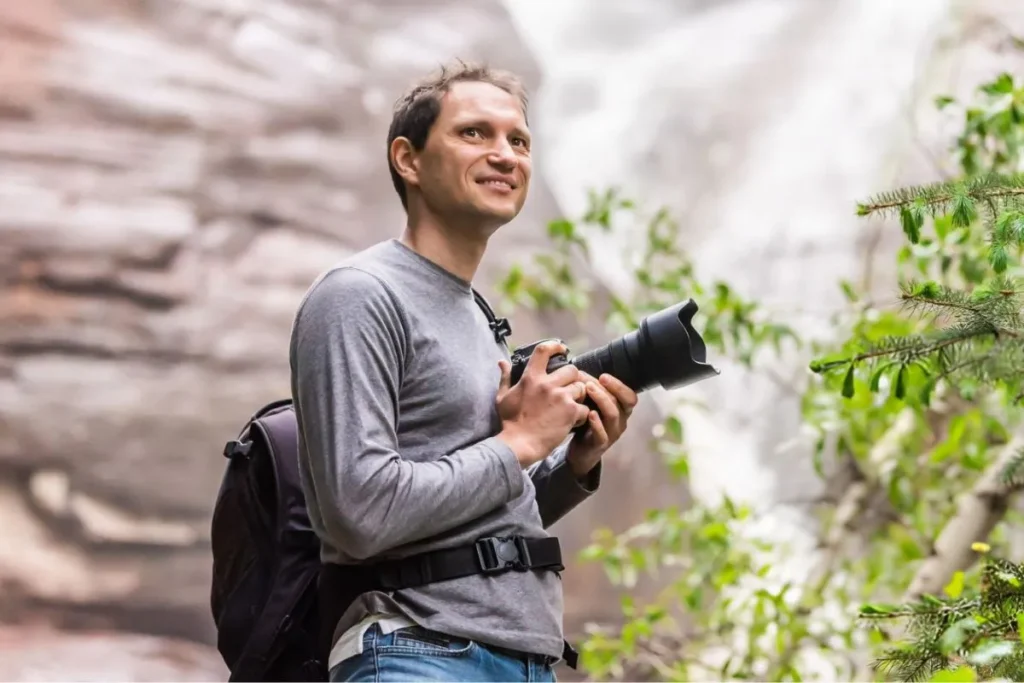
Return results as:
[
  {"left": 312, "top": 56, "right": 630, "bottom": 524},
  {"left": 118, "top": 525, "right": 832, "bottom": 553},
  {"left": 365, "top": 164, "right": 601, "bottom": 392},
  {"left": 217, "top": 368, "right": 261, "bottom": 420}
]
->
[{"left": 503, "top": 0, "right": 953, "bottom": 517}]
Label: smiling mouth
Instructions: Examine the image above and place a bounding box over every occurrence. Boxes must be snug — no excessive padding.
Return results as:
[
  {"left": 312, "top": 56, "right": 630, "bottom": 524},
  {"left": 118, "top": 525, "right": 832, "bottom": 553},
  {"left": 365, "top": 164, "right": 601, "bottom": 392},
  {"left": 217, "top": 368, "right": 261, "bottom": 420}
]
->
[{"left": 477, "top": 179, "right": 515, "bottom": 191}]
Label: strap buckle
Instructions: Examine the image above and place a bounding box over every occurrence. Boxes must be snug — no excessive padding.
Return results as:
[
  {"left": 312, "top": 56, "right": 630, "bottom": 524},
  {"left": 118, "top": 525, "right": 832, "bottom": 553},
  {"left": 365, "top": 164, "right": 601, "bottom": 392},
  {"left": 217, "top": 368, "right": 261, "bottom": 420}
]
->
[
  {"left": 474, "top": 536, "right": 532, "bottom": 573},
  {"left": 223, "top": 440, "right": 252, "bottom": 459},
  {"left": 489, "top": 318, "right": 512, "bottom": 345}
]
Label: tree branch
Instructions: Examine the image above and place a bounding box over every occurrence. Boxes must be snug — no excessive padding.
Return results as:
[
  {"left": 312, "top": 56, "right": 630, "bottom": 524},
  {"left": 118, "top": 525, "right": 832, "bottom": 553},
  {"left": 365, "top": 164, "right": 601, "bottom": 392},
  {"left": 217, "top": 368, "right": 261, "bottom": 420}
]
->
[
  {"left": 904, "top": 430, "right": 1024, "bottom": 602},
  {"left": 807, "top": 409, "right": 918, "bottom": 590}
]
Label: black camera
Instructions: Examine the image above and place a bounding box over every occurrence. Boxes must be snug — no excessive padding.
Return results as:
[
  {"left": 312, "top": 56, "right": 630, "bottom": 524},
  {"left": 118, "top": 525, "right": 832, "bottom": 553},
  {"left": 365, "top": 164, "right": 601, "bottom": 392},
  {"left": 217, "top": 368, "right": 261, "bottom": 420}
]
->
[{"left": 508, "top": 299, "right": 720, "bottom": 405}]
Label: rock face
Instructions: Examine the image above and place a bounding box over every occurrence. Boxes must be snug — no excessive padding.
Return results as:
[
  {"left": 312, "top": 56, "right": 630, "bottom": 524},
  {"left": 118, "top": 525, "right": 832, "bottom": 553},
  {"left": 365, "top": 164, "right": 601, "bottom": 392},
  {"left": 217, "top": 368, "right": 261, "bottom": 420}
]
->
[
  {"left": 0, "top": 625, "right": 228, "bottom": 681},
  {"left": 0, "top": 0, "right": 667, "bottom": 669}
]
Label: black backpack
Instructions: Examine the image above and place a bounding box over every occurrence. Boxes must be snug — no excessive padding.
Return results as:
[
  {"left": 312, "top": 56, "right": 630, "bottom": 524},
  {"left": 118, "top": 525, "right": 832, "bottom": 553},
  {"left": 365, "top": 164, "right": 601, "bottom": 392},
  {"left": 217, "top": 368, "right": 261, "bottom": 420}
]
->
[
  {"left": 209, "top": 290, "right": 576, "bottom": 682},
  {"left": 210, "top": 398, "right": 325, "bottom": 682}
]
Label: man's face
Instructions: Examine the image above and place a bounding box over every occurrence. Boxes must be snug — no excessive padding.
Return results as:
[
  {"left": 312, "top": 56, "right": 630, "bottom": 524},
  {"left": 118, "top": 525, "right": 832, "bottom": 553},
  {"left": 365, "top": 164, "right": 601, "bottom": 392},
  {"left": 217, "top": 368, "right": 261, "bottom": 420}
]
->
[{"left": 413, "top": 81, "right": 532, "bottom": 232}]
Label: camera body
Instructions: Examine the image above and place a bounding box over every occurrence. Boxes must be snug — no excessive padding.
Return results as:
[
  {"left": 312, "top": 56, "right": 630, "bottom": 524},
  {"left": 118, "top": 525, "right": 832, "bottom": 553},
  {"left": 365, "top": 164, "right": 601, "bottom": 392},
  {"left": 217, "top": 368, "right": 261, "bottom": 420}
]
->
[{"left": 508, "top": 338, "right": 571, "bottom": 387}]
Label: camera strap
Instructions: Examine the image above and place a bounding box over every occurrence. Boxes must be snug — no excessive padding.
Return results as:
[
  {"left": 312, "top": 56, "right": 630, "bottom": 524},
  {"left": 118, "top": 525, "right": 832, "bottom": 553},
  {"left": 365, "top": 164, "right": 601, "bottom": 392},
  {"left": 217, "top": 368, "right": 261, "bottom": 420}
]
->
[{"left": 472, "top": 287, "right": 512, "bottom": 347}]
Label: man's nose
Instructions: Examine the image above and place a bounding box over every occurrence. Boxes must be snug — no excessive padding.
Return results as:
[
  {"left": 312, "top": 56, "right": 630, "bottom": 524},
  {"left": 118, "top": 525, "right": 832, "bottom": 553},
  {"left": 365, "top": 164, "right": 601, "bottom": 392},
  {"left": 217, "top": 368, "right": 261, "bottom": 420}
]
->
[{"left": 487, "top": 141, "right": 518, "bottom": 169}]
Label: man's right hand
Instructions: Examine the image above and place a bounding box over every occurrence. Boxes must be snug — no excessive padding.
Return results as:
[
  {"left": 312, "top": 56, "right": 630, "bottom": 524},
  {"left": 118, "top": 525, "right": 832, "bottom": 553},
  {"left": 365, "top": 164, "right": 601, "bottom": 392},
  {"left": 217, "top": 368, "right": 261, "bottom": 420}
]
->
[{"left": 495, "top": 341, "right": 590, "bottom": 468}]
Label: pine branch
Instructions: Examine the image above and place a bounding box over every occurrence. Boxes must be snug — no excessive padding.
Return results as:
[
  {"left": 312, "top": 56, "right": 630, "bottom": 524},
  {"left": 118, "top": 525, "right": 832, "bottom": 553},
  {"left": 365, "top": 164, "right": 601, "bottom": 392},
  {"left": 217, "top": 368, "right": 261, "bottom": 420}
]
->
[
  {"left": 872, "top": 647, "right": 949, "bottom": 682},
  {"left": 998, "top": 449, "right": 1024, "bottom": 489},
  {"left": 904, "top": 431, "right": 1024, "bottom": 602},
  {"left": 897, "top": 280, "right": 1020, "bottom": 327},
  {"left": 861, "top": 555, "right": 1024, "bottom": 681},
  {"left": 856, "top": 172, "right": 1024, "bottom": 218},
  {"left": 848, "top": 323, "right": 1011, "bottom": 369}
]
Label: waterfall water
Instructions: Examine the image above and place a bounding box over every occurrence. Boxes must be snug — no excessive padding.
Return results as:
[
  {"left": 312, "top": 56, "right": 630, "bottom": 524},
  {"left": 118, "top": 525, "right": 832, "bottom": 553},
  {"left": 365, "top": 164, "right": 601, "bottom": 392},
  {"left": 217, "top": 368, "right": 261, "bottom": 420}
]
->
[{"left": 504, "top": 0, "right": 953, "bottom": 504}]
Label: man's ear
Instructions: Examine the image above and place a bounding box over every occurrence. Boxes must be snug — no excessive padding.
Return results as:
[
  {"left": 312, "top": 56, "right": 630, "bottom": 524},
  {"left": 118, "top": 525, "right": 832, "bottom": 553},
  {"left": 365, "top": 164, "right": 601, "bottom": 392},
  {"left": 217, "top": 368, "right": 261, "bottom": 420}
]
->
[{"left": 390, "top": 137, "right": 421, "bottom": 189}]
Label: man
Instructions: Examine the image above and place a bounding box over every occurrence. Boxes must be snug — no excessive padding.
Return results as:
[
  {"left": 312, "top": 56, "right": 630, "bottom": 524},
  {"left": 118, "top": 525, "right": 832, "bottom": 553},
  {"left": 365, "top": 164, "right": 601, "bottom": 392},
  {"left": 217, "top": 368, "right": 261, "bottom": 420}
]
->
[{"left": 290, "top": 61, "right": 638, "bottom": 682}]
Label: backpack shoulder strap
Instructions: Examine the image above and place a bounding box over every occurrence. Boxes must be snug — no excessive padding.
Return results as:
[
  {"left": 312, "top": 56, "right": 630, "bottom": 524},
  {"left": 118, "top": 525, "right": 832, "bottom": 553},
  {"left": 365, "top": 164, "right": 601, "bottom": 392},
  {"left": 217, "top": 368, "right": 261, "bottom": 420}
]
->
[
  {"left": 472, "top": 287, "right": 511, "bottom": 347},
  {"left": 250, "top": 406, "right": 310, "bottom": 537}
]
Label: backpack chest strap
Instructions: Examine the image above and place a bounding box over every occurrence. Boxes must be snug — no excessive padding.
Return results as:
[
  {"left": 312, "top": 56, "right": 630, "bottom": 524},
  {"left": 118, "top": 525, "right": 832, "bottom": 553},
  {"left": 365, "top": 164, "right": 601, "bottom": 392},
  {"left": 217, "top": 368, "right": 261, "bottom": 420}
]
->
[
  {"left": 325, "top": 535, "right": 563, "bottom": 593},
  {"left": 316, "top": 536, "right": 575, "bottom": 668}
]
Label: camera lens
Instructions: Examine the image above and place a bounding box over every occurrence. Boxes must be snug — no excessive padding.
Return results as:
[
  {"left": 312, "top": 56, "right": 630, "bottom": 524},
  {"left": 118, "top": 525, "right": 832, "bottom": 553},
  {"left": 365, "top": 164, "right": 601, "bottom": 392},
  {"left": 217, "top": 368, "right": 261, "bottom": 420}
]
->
[{"left": 570, "top": 299, "right": 719, "bottom": 393}]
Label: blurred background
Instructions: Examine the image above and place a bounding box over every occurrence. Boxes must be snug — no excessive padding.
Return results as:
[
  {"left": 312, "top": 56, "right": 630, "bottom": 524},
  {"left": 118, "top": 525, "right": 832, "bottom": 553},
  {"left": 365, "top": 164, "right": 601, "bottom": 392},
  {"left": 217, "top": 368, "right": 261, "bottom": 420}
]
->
[{"left": 1, "top": 0, "right": 1023, "bottom": 680}]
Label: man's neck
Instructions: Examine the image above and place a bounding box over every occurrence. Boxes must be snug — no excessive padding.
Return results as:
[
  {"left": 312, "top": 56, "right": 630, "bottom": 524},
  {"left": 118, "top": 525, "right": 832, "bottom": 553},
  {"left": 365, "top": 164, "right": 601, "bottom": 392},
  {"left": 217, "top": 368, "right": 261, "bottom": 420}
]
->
[{"left": 399, "top": 215, "right": 489, "bottom": 284}]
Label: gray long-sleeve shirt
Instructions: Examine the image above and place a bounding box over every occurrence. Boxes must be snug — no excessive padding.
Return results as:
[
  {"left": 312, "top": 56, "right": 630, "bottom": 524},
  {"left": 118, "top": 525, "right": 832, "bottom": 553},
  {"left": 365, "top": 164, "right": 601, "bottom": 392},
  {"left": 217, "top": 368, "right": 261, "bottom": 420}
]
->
[{"left": 289, "top": 238, "right": 600, "bottom": 661}]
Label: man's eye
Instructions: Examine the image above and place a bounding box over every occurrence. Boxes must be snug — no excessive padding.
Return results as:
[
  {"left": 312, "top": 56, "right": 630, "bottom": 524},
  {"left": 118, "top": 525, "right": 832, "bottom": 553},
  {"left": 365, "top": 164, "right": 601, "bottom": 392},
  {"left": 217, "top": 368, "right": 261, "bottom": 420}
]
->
[{"left": 463, "top": 128, "right": 481, "bottom": 138}]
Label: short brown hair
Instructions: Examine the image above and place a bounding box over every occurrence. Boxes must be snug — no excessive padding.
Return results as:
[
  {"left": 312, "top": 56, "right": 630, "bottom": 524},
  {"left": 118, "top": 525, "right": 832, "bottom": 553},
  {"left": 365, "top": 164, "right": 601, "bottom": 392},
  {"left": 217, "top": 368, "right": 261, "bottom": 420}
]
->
[{"left": 386, "top": 60, "right": 529, "bottom": 210}]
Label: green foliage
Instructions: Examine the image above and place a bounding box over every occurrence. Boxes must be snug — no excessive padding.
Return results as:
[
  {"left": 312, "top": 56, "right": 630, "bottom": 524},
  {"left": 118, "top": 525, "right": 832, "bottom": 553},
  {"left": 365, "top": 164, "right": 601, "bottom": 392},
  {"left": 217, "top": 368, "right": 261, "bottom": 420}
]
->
[
  {"left": 805, "top": 70, "right": 1024, "bottom": 681},
  {"left": 811, "top": 72, "right": 1024, "bottom": 408},
  {"left": 497, "top": 66, "right": 1024, "bottom": 682},
  {"left": 813, "top": 171, "right": 1024, "bottom": 406},
  {"left": 861, "top": 554, "right": 1024, "bottom": 682}
]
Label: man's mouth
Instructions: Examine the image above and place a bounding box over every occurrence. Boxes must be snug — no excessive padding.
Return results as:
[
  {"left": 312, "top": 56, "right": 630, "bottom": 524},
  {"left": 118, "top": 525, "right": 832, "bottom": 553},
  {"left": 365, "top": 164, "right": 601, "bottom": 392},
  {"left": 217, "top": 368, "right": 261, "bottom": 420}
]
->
[{"left": 477, "top": 177, "right": 516, "bottom": 192}]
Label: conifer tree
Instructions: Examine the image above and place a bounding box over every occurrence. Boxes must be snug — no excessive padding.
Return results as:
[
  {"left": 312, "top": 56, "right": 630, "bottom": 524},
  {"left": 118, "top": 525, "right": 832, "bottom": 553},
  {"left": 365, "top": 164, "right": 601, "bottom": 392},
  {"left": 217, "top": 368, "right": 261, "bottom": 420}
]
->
[{"left": 811, "top": 71, "right": 1024, "bottom": 681}]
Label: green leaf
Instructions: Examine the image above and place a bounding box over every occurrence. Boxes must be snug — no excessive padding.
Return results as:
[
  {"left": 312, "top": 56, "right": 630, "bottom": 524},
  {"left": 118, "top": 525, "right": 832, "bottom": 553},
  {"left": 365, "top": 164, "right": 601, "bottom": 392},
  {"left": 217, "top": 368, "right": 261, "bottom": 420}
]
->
[
  {"left": 940, "top": 617, "right": 980, "bottom": 655},
  {"left": 893, "top": 365, "right": 907, "bottom": 400},
  {"left": 547, "top": 218, "right": 575, "bottom": 240},
  {"left": 929, "top": 668, "right": 977, "bottom": 682},
  {"left": 989, "top": 244, "right": 1009, "bottom": 273},
  {"left": 870, "top": 364, "right": 887, "bottom": 392},
  {"left": 951, "top": 193, "right": 977, "bottom": 228},
  {"left": 809, "top": 356, "right": 849, "bottom": 374},
  {"left": 666, "top": 452, "right": 689, "bottom": 479},
  {"left": 920, "top": 377, "right": 937, "bottom": 406},
  {"left": 664, "top": 416, "right": 683, "bottom": 442},
  {"left": 981, "top": 72, "right": 1014, "bottom": 95},
  {"left": 842, "top": 364, "right": 856, "bottom": 398},
  {"left": 944, "top": 571, "right": 965, "bottom": 599},
  {"left": 860, "top": 603, "right": 901, "bottom": 615},
  {"left": 901, "top": 206, "right": 923, "bottom": 243}
]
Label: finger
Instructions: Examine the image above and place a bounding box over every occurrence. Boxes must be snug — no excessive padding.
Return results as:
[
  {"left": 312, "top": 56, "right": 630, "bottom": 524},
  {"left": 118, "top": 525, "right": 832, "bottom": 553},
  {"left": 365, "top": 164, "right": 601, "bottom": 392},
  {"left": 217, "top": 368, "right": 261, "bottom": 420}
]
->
[
  {"left": 548, "top": 363, "right": 581, "bottom": 387},
  {"left": 586, "top": 410, "right": 609, "bottom": 446},
  {"left": 561, "top": 381, "right": 587, "bottom": 404},
  {"left": 600, "top": 374, "right": 639, "bottom": 410},
  {"left": 586, "top": 379, "right": 620, "bottom": 423},
  {"left": 525, "top": 340, "right": 568, "bottom": 378},
  {"left": 573, "top": 404, "right": 591, "bottom": 428}
]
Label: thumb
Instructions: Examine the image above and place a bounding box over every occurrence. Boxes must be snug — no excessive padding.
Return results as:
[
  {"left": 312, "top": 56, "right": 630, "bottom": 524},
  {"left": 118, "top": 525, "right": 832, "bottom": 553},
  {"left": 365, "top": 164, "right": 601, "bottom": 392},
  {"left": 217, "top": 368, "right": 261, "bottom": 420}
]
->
[{"left": 496, "top": 360, "right": 511, "bottom": 397}]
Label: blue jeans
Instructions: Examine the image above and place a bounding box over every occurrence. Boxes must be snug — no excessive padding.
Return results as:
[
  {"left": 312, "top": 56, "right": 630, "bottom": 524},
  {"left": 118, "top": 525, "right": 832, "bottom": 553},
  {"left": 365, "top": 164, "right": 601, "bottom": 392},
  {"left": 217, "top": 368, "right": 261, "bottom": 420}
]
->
[{"left": 328, "top": 623, "right": 558, "bottom": 682}]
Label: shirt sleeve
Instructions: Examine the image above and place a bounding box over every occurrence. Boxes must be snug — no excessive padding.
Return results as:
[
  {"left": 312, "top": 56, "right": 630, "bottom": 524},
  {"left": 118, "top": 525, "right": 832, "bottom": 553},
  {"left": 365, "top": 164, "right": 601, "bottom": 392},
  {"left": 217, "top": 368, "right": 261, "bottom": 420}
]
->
[
  {"left": 528, "top": 442, "right": 601, "bottom": 528},
  {"left": 290, "top": 266, "right": 525, "bottom": 560}
]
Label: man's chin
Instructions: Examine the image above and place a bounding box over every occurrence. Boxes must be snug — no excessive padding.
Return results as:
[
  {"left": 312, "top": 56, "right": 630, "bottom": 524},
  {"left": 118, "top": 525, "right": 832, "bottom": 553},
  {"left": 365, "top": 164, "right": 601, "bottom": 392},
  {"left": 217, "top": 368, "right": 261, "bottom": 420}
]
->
[{"left": 468, "top": 202, "right": 520, "bottom": 229}]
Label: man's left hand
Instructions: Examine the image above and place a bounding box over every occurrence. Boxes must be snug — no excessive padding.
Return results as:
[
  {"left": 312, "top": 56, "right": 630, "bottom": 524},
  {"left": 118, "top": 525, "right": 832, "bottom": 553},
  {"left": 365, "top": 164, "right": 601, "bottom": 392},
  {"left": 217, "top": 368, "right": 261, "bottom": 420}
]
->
[{"left": 566, "top": 372, "right": 638, "bottom": 478}]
